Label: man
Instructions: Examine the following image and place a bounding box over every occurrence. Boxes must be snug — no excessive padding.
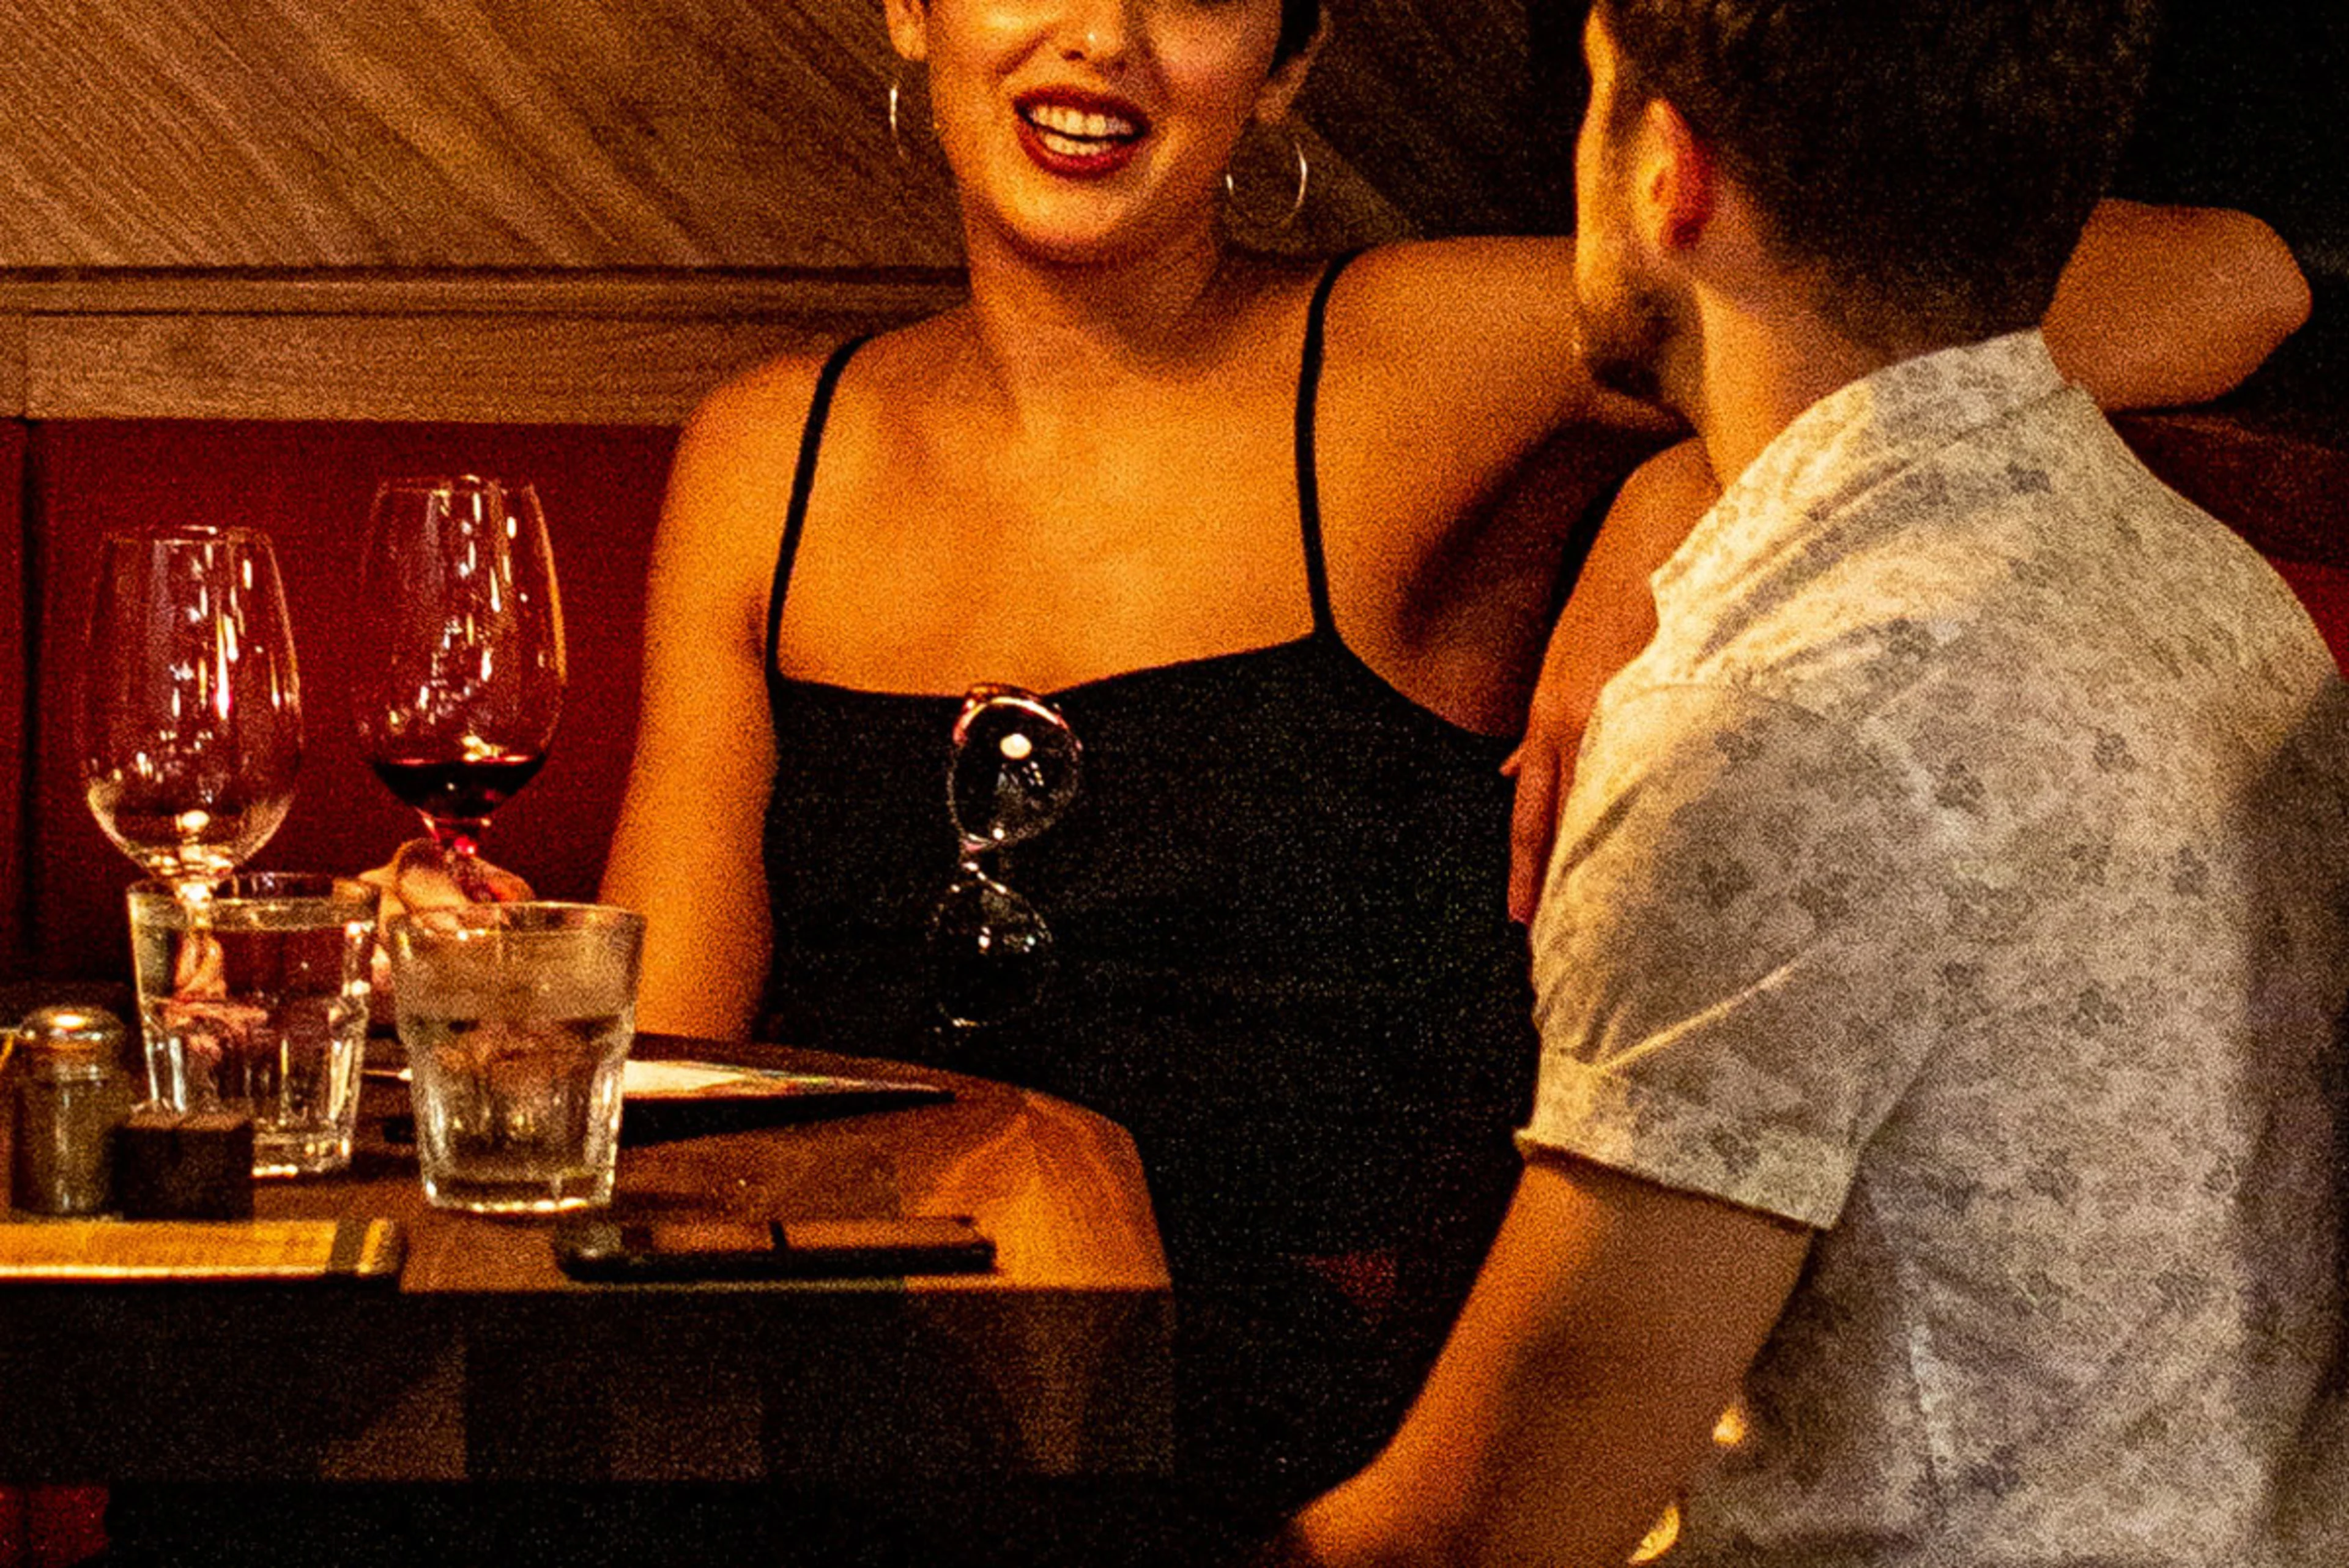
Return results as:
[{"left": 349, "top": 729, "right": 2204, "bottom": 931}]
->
[{"left": 1275, "top": 2, "right": 2349, "bottom": 1563}]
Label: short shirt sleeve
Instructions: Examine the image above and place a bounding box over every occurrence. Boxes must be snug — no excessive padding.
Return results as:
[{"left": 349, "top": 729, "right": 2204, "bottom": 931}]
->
[{"left": 1525, "top": 682, "right": 1947, "bottom": 1228}]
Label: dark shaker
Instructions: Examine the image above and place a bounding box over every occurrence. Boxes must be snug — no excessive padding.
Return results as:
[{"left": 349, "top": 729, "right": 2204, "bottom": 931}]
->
[{"left": 6, "top": 1005, "right": 137, "bottom": 1214}]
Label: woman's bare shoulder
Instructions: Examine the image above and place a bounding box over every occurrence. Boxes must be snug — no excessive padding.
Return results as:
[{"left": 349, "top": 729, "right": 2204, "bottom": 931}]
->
[
  {"left": 648, "top": 345, "right": 848, "bottom": 612},
  {"left": 683, "top": 308, "right": 974, "bottom": 460},
  {"left": 679, "top": 344, "right": 839, "bottom": 466},
  {"left": 1327, "top": 238, "right": 1667, "bottom": 437},
  {"left": 1337, "top": 237, "right": 1579, "bottom": 342},
  {"left": 663, "top": 315, "right": 945, "bottom": 535}
]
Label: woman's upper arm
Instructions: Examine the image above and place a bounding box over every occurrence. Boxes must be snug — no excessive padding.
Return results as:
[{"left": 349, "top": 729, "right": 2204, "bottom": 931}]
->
[
  {"left": 1341, "top": 238, "right": 1678, "bottom": 459},
  {"left": 602, "top": 363, "right": 815, "bottom": 1038},
  {"left": 2045, "top": 198, "right": 2312, "bottom": 410}
]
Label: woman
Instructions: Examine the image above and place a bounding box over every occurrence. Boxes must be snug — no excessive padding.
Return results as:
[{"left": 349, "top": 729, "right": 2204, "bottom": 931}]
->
[{"left": 600, "top": 0, "right": 2306, "bottom": 1528}]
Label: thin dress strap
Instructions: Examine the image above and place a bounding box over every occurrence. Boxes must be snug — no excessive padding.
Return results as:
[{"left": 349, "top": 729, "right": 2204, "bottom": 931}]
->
[
  {"left": 1294, "top": 250, "right": 1366, "bottom": 638},
  {"left": 765, "top": 333, "right": 872, "bottom": 683}
]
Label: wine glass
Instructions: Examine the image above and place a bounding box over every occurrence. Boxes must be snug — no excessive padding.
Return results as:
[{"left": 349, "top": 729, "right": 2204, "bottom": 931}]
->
[
  {"left": 352, "top": 476, "right": 566, "bottom": 891},
  {"left": 78, "top": 526, "right": 305, "bottom": 905}
]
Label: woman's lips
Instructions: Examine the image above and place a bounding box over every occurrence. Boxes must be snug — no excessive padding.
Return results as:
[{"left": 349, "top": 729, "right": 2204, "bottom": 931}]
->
[{"left": 1013, "top": 91, "right": 1147, "bottom": 179}]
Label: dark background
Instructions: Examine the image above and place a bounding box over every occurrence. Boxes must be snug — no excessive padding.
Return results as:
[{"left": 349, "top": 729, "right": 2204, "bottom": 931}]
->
[
  {"left": 2116, "top": 0, "right": 2348, "bottom": 438},
  {"left": 2117, "top": 0, "right": 2347, "bottom": 280},
  {"left": 1493, "top": 0, "right": 2348, "bottom": 437}
]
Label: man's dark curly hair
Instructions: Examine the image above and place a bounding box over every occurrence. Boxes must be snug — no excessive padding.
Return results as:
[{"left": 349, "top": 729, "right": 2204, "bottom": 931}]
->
[{"left": 1594, "top": 0, "right": 2158, "bottom": 348}]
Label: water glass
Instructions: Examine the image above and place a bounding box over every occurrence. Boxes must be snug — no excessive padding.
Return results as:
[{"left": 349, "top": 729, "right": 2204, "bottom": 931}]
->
[
  {"left": 387, "top": 902, "right": 643, "bottom": 1214},
  {"left": 128, "top": 874, "right": 379, "bottom": 1177}
]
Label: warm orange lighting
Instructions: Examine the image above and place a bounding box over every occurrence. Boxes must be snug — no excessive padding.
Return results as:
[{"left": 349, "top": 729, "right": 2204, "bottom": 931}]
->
[
  {"left": 1629, "top": 1501, "right": 1680, "bottom": 1563},
  {"left": 1713, "top": 1403, "right": 1748, "bottom": 1447},
  {"left": 1630, "top": 1405, "right": 1746, "bottom": 1562}
]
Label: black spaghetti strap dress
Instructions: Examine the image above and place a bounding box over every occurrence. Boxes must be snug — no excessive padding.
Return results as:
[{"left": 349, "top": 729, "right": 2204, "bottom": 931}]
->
[{"left": 759, "top": 254, "right": 1540, "bottom": 1515}]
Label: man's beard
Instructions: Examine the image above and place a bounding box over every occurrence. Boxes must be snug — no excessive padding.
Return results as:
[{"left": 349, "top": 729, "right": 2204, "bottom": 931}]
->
[{"left": 1572, "top": 251, "right": 1679, "bottom": 407}]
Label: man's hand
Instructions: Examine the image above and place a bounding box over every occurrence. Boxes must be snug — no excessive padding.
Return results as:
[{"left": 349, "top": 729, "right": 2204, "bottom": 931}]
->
[{"left": 1506, "top": 442, "right": 1720, "bottom": 922}]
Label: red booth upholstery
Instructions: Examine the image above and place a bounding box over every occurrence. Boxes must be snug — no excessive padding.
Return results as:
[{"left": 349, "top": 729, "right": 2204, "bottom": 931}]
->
[
  {"left": 24, "top": 422, "right": 678, "bottom": 983},
  {"left": 2113, "top": 412, "right": 2349, "bottom": 671},
  {"left": 0, "top": 423, "right": 25, "bottom": 976},
  {"left": 2, "top": 411, "right": 2345, "bottom": 990}
]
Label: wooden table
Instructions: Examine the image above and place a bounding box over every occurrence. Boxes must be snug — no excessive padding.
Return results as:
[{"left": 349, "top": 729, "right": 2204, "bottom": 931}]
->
[{"left": 0, "top": 1039, "right": 1171, "bottom": 1486}]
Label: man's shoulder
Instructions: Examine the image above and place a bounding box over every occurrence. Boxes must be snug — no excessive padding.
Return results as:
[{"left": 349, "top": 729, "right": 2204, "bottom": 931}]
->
[{"left": 1674, "top": 393, "right": 2331, "bottom": 726}]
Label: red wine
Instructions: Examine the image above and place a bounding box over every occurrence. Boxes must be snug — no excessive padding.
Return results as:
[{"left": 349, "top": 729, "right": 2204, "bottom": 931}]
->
[{"left": 370, "top": 752, "right": 546, "bottom": 822}]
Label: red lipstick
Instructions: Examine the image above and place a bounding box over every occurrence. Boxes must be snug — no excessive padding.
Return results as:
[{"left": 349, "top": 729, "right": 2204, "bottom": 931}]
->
[{"left": 1012, "top": 86, "right": 1149, "bottom": 179}]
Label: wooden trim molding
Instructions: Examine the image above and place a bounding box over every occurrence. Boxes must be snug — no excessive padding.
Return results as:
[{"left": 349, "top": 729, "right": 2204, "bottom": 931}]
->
[
  {"left": 0, "top": 314, "right": 23, "bottom": 416},
  {"left": 0, "top": 271, "right": 967, "bottom": 319},
  {"left": 0, "top": 271, "right": 966, "bottom": 425}
]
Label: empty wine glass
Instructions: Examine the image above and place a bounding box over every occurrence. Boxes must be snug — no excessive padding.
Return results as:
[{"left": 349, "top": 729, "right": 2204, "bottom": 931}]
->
[
  {"left": 352, "top": 476, "right": 566, "bottom": 894},
  {"left": 78, "top": 526, "right": 304, "bottom": 906}
]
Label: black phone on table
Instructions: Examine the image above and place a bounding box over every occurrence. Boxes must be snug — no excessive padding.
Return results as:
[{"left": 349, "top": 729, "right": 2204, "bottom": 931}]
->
[{"left": 552, "top": 1216, "right": 994, "bottom": 1282}]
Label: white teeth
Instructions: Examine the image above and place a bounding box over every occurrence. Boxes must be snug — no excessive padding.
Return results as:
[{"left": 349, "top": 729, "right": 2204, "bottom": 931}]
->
[{"left": 1025, "top": 102, "right": 1137, "bottom": 141}]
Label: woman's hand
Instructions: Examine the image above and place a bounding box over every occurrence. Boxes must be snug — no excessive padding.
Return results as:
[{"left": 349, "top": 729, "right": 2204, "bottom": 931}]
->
[
  {"left": 358, "top": 838, "right": 533, "bottom": 921},
  {"left": 1505, "top": 442, "right": 1720, "bottom": 924},
  {"left": 359, "top": 839, "right": 534, "bottom": 1001}
]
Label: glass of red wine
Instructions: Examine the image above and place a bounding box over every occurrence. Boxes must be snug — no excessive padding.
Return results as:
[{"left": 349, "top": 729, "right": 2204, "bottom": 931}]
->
[{"left": 353, "top": 477, "right": 565, "bottom": 893}]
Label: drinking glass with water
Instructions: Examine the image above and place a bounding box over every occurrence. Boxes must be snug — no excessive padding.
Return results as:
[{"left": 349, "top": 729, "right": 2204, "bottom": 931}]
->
[
  {"left": 387, "top": 902, "right": 643, "bottom": 1214},
  {"left": 128, "top": 873, "right": 379, "bottom": 1177}
]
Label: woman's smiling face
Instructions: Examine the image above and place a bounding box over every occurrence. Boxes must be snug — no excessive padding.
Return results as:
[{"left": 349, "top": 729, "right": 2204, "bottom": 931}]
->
[{"left": 886, "top": 0, "right": 1313, "bottom": 264}]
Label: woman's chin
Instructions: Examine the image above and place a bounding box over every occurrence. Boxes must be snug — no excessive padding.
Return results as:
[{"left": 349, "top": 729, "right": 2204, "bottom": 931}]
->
[{"left": 973, "top": 198, "right": 1214, "bottom": 273}]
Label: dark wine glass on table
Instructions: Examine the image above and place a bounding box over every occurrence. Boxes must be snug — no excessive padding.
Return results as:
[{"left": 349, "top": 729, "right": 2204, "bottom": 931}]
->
[{"left": 354, "top": 477, "right": 566, "bottom": 901}]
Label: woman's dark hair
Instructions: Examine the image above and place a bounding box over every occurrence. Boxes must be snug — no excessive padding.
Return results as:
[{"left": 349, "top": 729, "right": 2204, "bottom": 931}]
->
[
  {"left": 1274, "top": 0, "right": 1323, "bottom": 69},
  {"left": 1596, "top": 0, "right": 2157, "bottom": 348}
]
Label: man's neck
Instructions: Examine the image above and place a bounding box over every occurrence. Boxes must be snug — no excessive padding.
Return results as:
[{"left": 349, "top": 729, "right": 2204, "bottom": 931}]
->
[{"left": 1676, "top": 290, "right": 1918, "bottom": 486}]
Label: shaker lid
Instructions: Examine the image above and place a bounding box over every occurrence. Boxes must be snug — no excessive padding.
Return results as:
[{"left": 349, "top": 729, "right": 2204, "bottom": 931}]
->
[{"left": 6, "top": 1005, "right": 129, "bottom": 1080}]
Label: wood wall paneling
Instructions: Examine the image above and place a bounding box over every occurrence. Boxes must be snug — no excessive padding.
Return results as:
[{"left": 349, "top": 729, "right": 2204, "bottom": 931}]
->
[
  {"left": 1, "top": 0, "right": 1544, "bottom": 420},
  {"left": 1, "top": 0, "right": 957, "bottom": 269},
  {"left": 1300, "top": 0, "right": 1551, "bottom": 237},
  {"left": 0, "top": 273, "right": 963, "bottom": 423},
  {"left": 0, "top": 316, "right": 23, "bottom": 415},
  {"left": 29, "top": 313, "right": 753, "bottom": 425},
  {"left": 0, "top": 0, "right": 1486, "bottom": 273}
]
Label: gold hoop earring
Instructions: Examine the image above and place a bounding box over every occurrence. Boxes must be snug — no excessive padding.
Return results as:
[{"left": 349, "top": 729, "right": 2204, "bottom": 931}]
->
[
  {"left": 888, "top": 75, "right": 912, "bottom": 163},
  {"left": 1222, "top": 124, "right": 1310, "bottom": 232}
]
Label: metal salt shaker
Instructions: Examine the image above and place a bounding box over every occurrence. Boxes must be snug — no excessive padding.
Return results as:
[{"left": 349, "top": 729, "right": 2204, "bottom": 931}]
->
[{"left": 6, "top": 1005, "right": 136, "bottom": 1215}]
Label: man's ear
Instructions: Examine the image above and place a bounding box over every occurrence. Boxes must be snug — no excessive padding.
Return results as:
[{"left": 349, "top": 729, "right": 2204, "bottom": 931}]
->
[
  {"left": 1639, "top": 97, "right": 1717, "bottom": 253},
  {"left": 1253, "top": 7, "right": 1329, "bottom": 124},
  {"left": 883, "top": 0, "right": 928, "bottom": 64}
]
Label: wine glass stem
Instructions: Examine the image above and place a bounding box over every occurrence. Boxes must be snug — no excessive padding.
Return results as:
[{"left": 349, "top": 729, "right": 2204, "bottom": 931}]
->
[
  {"left": 423, "top": 816, "right": 497, "bottom": 899},
  {"left": 171, "top": 877, "right": 217, "bottom": 918},
  {"left": 155, "top": 876, "right": 220, "bottom": 1110},
  {"left": 425, "top": 816, "right": 489, "bottom": 861}
]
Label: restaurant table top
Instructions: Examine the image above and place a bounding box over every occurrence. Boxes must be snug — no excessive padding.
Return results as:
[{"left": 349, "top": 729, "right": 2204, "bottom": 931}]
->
[{"left": 0, "top": 1037, "right": 1172, "bottom": 1485}]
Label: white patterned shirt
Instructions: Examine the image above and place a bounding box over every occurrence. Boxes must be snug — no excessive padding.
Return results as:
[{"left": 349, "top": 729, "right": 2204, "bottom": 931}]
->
[{"left": 1526, "top": 331, "right": 2349, "bottom": 1567}]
